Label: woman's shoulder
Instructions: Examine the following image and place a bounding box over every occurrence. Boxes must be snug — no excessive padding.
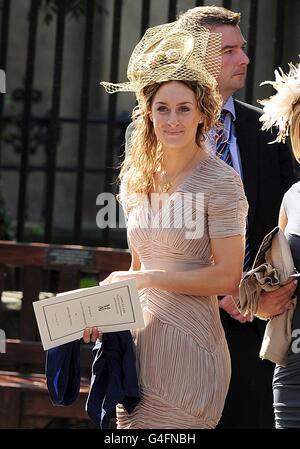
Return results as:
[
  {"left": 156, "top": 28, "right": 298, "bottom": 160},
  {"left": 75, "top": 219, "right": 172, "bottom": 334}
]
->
[
  {"left": 181, "top": 152, "right": 245, "bottom": 197},
  {"left": 203, "top": 156, "right": 247, "bottom": 207},
  {"left": 293, "top": 181, "right": 300, "bottom": 192},
  {"left": 285, "top": 181, "right": 300, "bottom": 198},
  {"left": 282, "top": 181, "right": 300, "bottom": 207},
  {"left": 282, "top": 182, "right": 300, "bottom": 222},
  {"left": 201, "top": 153, "right": 243, "bottom": 185}
]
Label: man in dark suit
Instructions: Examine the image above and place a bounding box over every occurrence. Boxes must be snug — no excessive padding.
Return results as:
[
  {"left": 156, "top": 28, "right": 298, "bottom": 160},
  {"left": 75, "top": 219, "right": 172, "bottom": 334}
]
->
[{"left": 176, "top": 6, "right": 297, "bottom": 428}]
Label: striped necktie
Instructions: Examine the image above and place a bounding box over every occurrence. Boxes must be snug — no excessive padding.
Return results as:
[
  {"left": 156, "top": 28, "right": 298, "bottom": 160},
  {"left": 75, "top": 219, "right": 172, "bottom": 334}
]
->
[
  {"left": 216, "top": 110, "right": 251, "bottom": 272},
  {"left": 216, "top": 110, "right": 233, "bottom": 166}
]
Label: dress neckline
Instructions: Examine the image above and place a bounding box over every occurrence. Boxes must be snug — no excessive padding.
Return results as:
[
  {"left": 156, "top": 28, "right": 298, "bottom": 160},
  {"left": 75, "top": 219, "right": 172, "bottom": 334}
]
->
[{"left": 147, "top": 152, "right": 214, "bottom": 217}]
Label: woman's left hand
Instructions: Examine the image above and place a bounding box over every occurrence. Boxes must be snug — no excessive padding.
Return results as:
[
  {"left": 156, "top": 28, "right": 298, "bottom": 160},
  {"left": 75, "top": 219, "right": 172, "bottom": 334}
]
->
[{"left": 83, "top": 327, "right": 102, "bottom": 343}]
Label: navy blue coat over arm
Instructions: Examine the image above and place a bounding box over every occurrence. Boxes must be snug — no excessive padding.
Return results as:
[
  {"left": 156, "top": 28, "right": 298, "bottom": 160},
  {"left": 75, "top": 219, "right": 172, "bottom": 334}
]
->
[{"left": 46, "top": 331, "right": 140, "bottom": 429}]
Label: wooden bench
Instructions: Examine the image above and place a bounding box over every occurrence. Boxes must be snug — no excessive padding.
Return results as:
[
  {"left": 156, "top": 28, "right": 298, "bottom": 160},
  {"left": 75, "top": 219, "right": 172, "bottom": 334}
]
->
[{"left": 0, "top": 241, "right": 130, "bottom": 428}]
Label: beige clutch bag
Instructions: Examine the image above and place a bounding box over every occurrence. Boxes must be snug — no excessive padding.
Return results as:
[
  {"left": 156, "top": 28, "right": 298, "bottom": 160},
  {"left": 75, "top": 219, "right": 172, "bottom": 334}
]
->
[{"left": 239, "top": 227, "right": 298, "bottom": 367}]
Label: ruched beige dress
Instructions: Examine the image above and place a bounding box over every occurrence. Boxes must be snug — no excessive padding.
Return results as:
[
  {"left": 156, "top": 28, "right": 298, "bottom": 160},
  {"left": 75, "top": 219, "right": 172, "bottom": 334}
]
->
[{"left": 117, "top": 153, "right": 248, "bottom": 429}]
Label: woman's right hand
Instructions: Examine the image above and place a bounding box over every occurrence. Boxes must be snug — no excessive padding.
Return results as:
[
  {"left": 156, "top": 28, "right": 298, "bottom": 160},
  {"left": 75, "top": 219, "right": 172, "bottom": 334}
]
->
[{"left": 82, "top": 327, "right": 102, "bottom": 343}]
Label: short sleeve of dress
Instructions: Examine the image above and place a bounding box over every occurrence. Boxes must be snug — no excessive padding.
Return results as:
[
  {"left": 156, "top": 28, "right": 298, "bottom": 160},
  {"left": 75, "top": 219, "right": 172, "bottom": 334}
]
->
[{"left": 208, "top": 169, "right": 249, "bottom": 238}]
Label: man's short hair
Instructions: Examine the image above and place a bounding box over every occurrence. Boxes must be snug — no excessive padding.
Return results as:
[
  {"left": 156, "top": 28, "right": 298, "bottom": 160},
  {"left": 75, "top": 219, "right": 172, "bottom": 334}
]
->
[{"left": 178, "top": 6, "right": 241, "bottom": 30}]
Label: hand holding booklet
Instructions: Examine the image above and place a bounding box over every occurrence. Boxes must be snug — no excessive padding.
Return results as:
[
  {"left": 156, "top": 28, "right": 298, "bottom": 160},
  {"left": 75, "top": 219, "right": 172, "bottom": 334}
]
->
[{"left": 33, "top": 279, "right": 145, "bottom": 350}]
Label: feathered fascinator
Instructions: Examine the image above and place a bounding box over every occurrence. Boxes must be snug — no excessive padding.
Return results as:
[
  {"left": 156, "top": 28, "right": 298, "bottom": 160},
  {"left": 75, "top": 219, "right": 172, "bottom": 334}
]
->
[{"left": 259, "top": 62, "right": 300, "bottom": 143}]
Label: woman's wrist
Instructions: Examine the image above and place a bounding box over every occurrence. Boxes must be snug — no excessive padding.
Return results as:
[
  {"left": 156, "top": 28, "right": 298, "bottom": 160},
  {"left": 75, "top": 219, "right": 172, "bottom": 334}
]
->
[{"left": 143, "top": 269, "right": 165, "bottom": 289}]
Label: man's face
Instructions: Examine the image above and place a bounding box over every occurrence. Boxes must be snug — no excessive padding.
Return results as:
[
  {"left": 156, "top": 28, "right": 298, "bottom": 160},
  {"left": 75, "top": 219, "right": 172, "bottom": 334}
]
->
[{"left": 212, "top": 25, "right": 249, "bottom": 101}]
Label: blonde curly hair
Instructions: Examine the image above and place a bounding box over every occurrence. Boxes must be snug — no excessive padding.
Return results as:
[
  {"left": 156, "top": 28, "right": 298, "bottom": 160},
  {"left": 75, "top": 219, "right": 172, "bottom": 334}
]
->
[
  {"left": 290, "top": 101, "right": 300, "bottom": 162},
  {"left": 119, "top": 80, "right": 222, "bottom": 212}
]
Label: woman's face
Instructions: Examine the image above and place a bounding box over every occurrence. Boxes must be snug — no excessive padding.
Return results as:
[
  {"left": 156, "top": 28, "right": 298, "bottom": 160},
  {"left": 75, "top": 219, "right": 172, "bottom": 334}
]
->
[{"left": 149, "top": 81, "right": 203, "bottom": 151}]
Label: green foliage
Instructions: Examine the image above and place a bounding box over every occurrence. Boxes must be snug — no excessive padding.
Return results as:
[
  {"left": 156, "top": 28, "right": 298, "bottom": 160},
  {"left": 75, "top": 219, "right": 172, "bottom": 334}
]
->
[
  {"left": 25, "top": 222, "right": 43, "bottom": 240},
  {"left": 80, "top": 274, "right": 99, "bottom": 288},
  {"left": 42, "top": 0, "right": 108, "bottom": 25}
]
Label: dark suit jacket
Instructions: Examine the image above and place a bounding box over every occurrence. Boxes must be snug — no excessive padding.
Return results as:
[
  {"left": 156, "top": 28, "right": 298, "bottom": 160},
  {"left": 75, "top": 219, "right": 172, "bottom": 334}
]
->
[{"left": 234, "top": 99, "right": 295, "bottom": 262}]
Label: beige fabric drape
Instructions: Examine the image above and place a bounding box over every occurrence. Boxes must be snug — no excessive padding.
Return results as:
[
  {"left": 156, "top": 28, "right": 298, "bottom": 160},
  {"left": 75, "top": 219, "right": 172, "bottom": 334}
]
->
[{"left": 238, "top": 227, "right": 298, "bottom": 367}]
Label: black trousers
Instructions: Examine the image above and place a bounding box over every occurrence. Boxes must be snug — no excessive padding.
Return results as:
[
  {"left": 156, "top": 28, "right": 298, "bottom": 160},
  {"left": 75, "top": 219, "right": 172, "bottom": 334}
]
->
[{"left": 217, "top": 309, "right": 275, "bottom": 429}]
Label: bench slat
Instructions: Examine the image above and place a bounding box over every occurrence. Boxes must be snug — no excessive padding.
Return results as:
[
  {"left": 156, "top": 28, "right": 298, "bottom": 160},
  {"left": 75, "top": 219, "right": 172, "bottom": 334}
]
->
[
  {"left": 23, "top": 392, "right": 89, "bottom": 420},
  {"left": 0, "top": 241, "right": 130, "bottom": 271},
  {"left": 0, "top": 389, "right": 21, "bottom": 428},
  {"left": 0, "top": 371, "right": 90, "bottom": 393},
  {"left": 0, "top": 339, "right": 93, "bottom": 370}
]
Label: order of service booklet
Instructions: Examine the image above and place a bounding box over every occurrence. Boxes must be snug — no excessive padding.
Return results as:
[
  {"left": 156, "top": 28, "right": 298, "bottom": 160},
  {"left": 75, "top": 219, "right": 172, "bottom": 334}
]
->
[{"left": 33, "top": 279, "right": 144, "bottom": 350}]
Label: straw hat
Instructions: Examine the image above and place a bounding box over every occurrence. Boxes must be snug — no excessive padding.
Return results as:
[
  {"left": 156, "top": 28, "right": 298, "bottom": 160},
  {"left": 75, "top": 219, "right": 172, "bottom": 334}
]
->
[{"left": 100, "top": 21, "right": 222, "bottom": 94}]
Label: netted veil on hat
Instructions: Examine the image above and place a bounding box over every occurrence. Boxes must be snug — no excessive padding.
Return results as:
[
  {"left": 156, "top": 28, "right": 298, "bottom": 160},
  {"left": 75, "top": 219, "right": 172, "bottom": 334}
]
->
[{"left": 100, "top": 21, "right": 222, "bottom": 94}]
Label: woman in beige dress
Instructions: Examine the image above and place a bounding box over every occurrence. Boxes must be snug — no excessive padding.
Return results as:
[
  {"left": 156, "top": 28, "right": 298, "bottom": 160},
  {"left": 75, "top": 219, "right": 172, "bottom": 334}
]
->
[{"left": 84, "top": 22, "right": 248, "bottom": 428}]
